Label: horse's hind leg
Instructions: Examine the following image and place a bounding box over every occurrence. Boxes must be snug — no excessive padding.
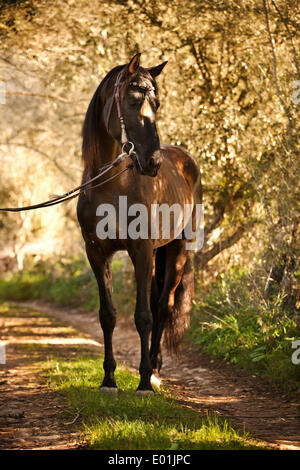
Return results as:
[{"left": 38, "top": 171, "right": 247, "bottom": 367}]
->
[
  {"left": 150, "top": 274, "right": 162, "bottom": 374},
  {"left": 150, "top": 248, "right": 164, "bottom": 375},
  {"left": 150, "top": 239, "right": 187, "bottom": 372},
  {"left": 85, "top": 244, "right": 117, "bottom": 393}
]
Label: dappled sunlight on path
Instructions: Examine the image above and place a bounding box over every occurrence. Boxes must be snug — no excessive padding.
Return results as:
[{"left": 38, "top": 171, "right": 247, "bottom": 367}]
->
[{"left": 22, "top": 300, "right": 300, "bottom": 451}]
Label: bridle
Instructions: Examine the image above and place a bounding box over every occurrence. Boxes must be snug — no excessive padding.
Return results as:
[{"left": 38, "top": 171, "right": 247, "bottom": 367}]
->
[
  {"left": 105, "top": 69, "right": 155, "bottom": 172},
  {"left": 105, "top": 70, "right": 129, "bottom": 148}
]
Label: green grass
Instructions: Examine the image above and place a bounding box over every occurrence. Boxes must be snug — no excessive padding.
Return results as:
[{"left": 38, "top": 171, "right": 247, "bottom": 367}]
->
[
  {"left": 42, "top": 355, "right": 266, "bottom": 450},
  {"left": 189, "top": 268, "right": 300, "bottom": 390},
  {"left": 1, "top": 301, "right": 268, "bottom": 450},
  {"left": 0, "top": 302, "right": 46, "bottom": 317},
  {"left": 2, "top": 255, "right": 298, "bottom": 391}
]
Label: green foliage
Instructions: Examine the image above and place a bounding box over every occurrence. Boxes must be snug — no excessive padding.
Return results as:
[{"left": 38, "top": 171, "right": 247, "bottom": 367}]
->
[
  {"left": 189, "top": 267, "right": 300, "bottom": 389},
  {"left": 0, "top": 255, "right": 136, "bottom": 314},
  {"left": 0, "top": 0, "right": 299, "bottom": 283}
]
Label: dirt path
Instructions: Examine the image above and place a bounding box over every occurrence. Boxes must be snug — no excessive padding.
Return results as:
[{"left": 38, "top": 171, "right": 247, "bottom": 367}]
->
[
  {"left": 0, "top": 304, "right": 100, "bottom": 450},
  {"left": 1, "top": 301, "right": 300, "bottom": 450}
]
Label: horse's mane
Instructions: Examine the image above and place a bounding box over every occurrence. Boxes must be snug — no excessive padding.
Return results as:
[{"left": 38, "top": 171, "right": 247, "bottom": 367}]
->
[{"left": 82, "top": 64, "right": 125, "bottom": 175}]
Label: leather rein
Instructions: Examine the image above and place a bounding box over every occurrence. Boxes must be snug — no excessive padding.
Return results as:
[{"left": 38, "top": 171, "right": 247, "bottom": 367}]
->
[{"left": 0, "top": 70, "right": 141, "bottom": 213}]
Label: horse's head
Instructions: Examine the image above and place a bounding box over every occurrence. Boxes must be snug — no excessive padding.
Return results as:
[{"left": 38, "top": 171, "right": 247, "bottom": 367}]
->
[{"left": 104, "top": 53, "right": 167, "bottom": 177}]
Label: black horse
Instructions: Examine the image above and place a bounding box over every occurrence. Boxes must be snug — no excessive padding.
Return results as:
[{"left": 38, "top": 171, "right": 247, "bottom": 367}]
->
[{"left": 77, "top": 53, "right": 202, "bottom": 395}]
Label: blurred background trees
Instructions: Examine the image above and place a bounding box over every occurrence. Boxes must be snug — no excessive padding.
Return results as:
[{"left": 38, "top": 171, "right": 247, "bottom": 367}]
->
[{"left": 0, "top": 0, "right": 299, "bottom": 312}]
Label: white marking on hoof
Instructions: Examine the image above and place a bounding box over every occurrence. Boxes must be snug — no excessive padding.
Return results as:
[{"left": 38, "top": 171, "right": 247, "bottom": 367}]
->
[
  {"left": 100, "top": 387, "right": 118, "bottom": 394},
  {"left": 136, "top": 390, "right": 154, "bottom": 397},
  {"left": 151, "top": 374, "right": 161, "bottom": 389}
]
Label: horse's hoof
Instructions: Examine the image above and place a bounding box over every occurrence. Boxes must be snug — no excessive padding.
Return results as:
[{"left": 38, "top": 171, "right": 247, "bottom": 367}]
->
[
  {"left": 100, "top": 386, "right": 118, "bottom": 394},
  {"left": 136, "top": 389, "right": 154, "bottom": 397}
]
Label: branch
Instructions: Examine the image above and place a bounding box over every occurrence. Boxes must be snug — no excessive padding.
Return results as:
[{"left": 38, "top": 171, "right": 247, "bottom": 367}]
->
[
  {"left": 205, "top": 208, "right": 225, "bottom": 237},
  {"left": 195, "top": 221, "right": 255, "bottom": 270},
  {"left": 203, "top": 180, "right": 253, "bottom": 246},
  {"left": 271, "top": 0, "right": 300, "bottom": 77},
  {"left": 5, "top": 90, "right": 71, "bottom": 104},
  {"left": 262, "top": 0, "right": 294, "bottom": 126},
  {"left": 189, "top": 40, "right": 212, "bottom": 90}
]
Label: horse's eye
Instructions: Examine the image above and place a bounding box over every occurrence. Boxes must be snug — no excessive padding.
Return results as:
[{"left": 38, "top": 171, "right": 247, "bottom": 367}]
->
[
  {"left": 129, "top": 101, "right": 140, "bottom": 108},
  {"left": 128, "top": 94, "right": 143, "bottom": 107},
  {"left": 128, "top": 88, "right": 144, "bottom": 107}
]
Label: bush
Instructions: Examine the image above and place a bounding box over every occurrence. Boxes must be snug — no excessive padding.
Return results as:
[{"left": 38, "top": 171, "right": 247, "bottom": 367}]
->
[
  {"left": 0, "top": 255, "right": 135, "bottom": 314},
  {"left": 189, "top": 267, "right": 300, "bottom": 389}
]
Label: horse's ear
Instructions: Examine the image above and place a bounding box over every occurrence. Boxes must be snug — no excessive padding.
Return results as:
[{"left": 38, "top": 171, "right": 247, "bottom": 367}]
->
[
  {"left": 128, "top": 53, "right": 141, "bottom": 74},
  {"left": 148, "top": 61, "right": 168, "bottom": 78}
]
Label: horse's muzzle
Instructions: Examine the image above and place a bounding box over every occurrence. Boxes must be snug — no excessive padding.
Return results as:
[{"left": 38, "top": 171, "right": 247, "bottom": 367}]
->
[
  {"left": 147, "top": 155, "right": 161, "bottom": 176},
  {"left": 145, "top": 150, "right": 163, "bottom": 177},
  {"left": 132, "top": 149, "right": 162, "bottom": 177}
]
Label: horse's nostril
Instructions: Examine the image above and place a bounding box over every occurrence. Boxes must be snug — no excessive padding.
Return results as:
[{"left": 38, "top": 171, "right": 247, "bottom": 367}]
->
[
  {"left": 148, "top": 158, "right": 157, "bottom": 171},
  {"left": 149, "top": 157, "right": 156, "bottom": 170},
  {"left": 149, "top": 155, "right": 162, "bottom": 169},
  {"left": 144, "top": 152, "right": 162, "bottom": 175}
]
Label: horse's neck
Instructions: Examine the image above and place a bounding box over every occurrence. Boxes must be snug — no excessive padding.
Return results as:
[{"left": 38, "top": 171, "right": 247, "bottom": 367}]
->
[{"left": 95, "top": 125, "right": 120, "bottom": 173}]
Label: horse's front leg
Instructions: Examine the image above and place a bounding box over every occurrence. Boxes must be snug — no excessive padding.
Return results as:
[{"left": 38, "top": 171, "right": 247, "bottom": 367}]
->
[
  {"left": 129, "top": 242, "right": 154, "bottom": 395},
  {"left": 85, "top": 243, "right": 117, "bottom": 393}
]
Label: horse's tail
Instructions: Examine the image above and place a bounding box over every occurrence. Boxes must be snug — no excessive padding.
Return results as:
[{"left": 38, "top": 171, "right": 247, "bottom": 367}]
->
[
  {"left": 164, "top": 253, "right": 194, "bottom": 353},
  {"left": 155, "top": 247, "right": 194, "bottom": 354}
]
